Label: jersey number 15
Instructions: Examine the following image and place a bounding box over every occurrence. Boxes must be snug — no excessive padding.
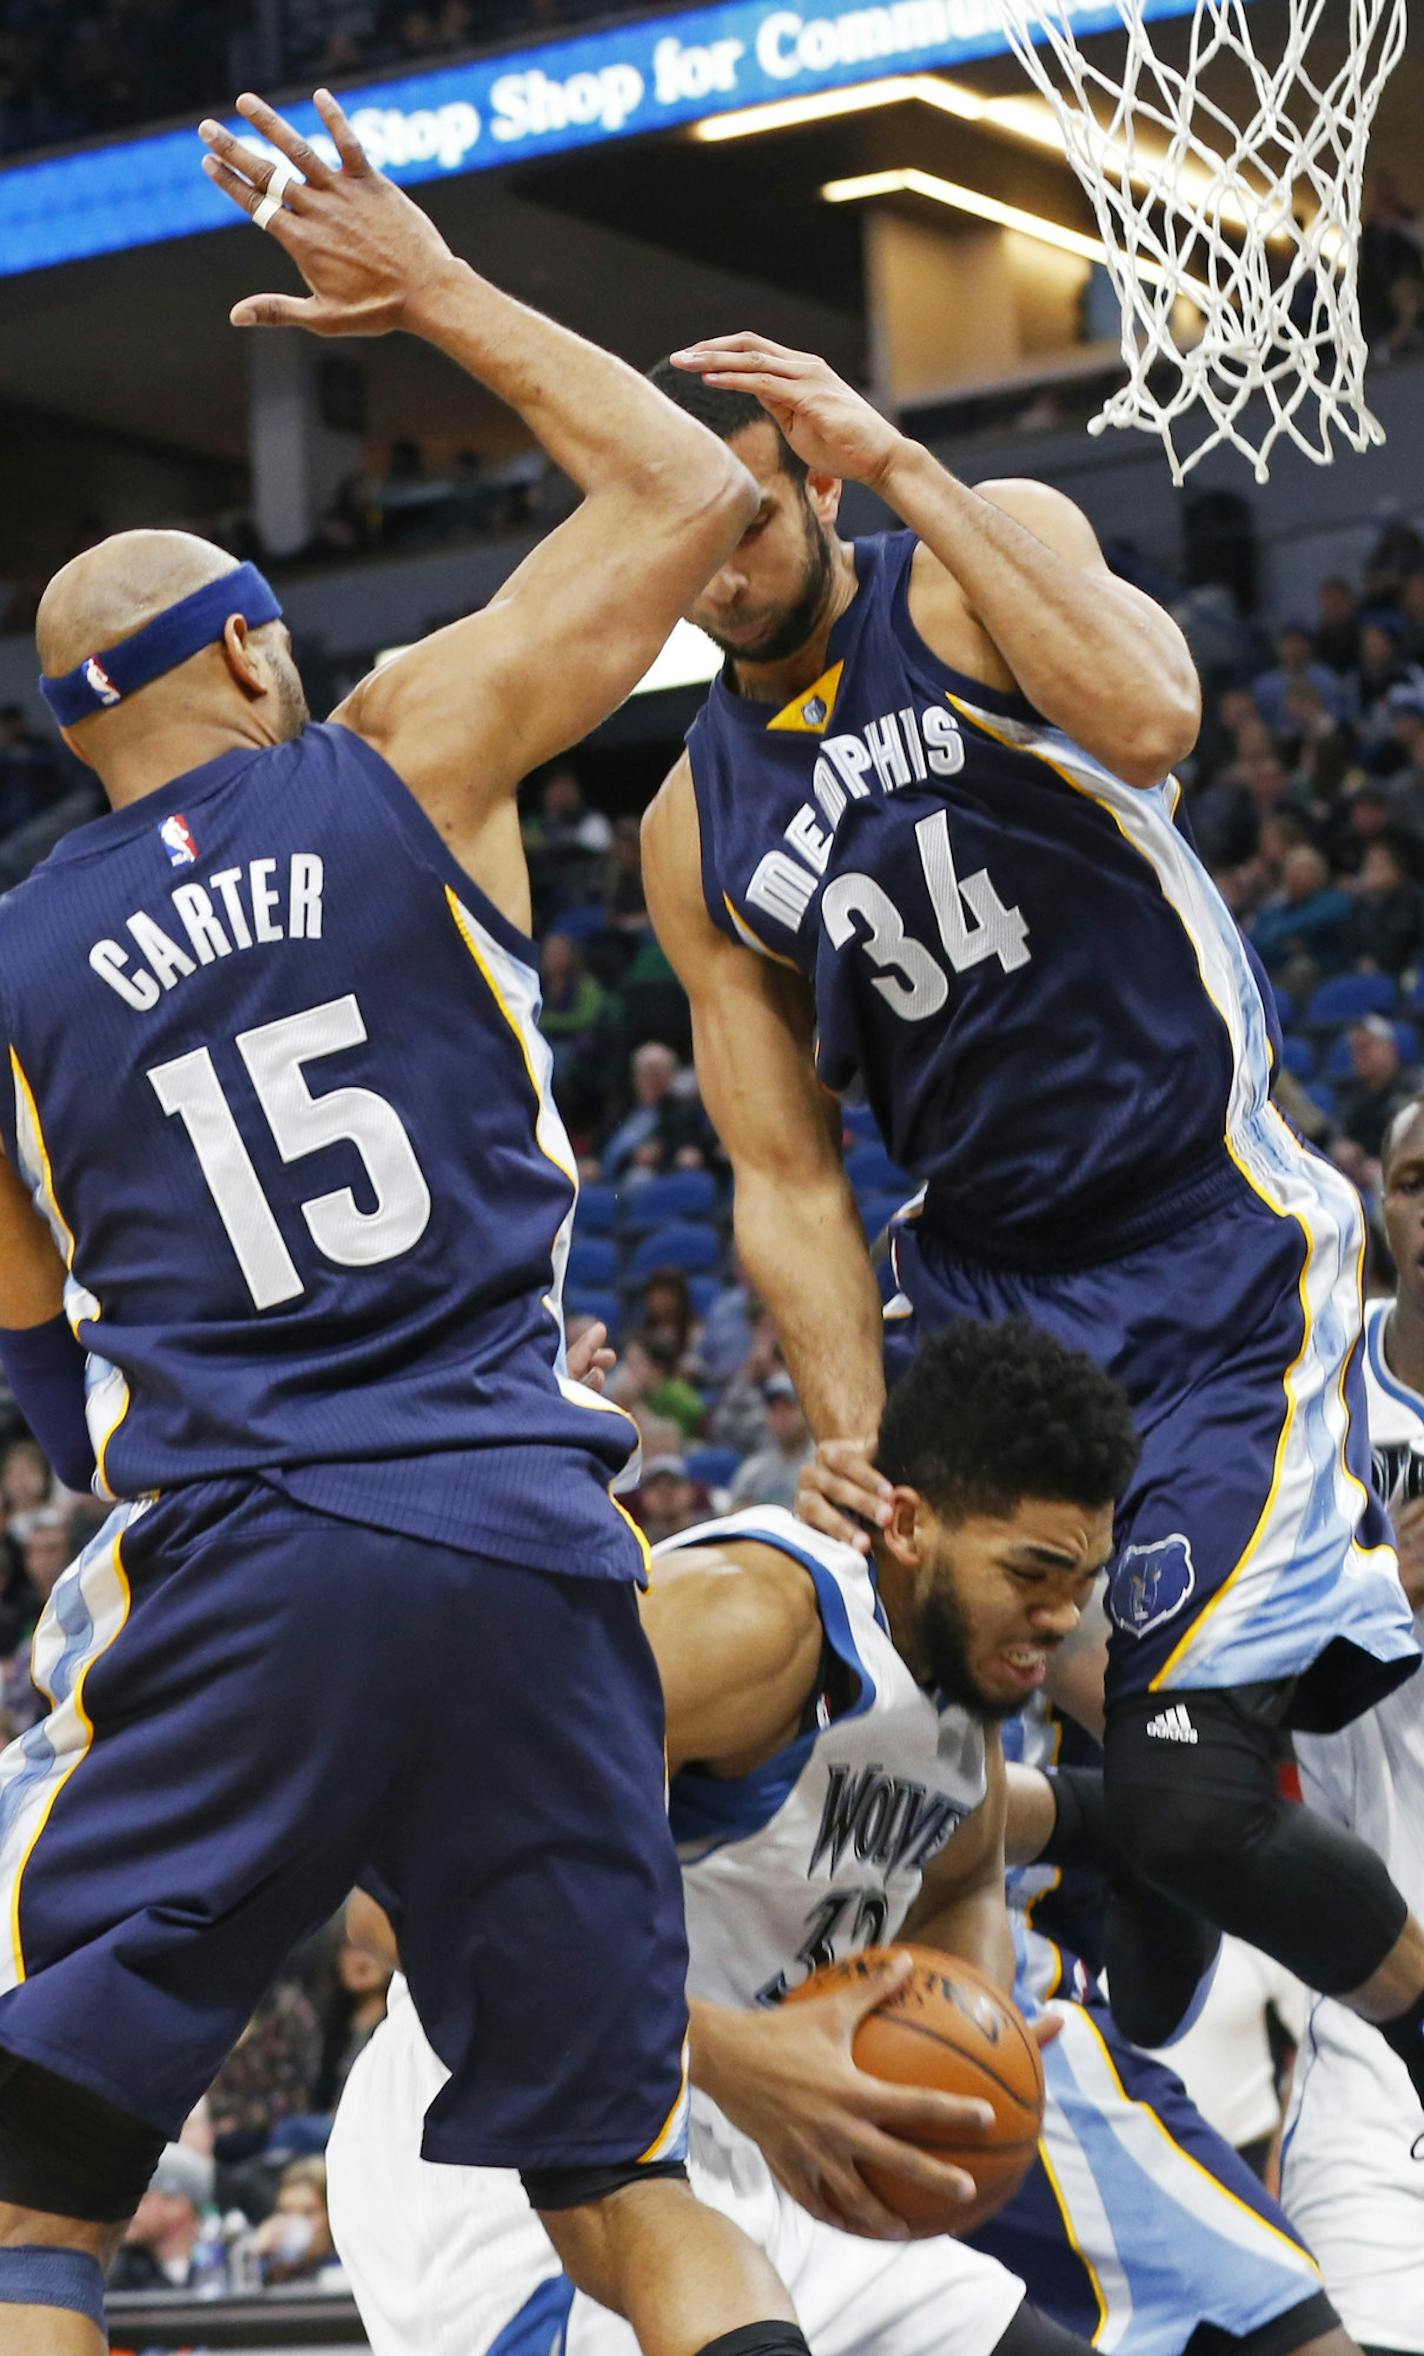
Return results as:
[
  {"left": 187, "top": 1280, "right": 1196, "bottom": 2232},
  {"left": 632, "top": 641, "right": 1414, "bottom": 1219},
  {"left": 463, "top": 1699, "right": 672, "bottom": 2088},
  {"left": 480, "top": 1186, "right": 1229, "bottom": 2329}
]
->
[{"left": 148, "top": 993, "right": 431, "bottom": 1310}]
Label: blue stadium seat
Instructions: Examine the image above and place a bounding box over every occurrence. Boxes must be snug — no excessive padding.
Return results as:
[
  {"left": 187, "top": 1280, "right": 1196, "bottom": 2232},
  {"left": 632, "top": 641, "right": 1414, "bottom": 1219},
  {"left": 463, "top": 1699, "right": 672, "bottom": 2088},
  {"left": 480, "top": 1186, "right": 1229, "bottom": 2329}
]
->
[
  {"left": 552, "top": 902, "right": 610, "bottom": 942},
  {"left": 1397, "top": 1019, "right": 1422, "bottom": 1065},
  {"left": 1279, "top": 1034, "right": 1316, "bottom": 1081},
  {"left": 566, "top": 1289, "right": 621, "bottom": 1339},
  {"left": 627, "top": 1223, "right": 723, "bottom": 1282},
  {"left": 1303, "top": 971, "right": 1398, "bottom": 1029},
  {"left": 576, "top": 1182, "right": 617, "bottom": 1234},
  {"left": 1271, "top": 982, "right": 1296, "bottom": 1030},
  {"left": 1324, "top": 1031, "right": 1356, "bottom": 1080},
  {"left": 1304, "top": 1080, "right": 1336, "bottom": 1121},
  {"left": 845, "top": 1143, "right": 912, "bottom": 1196},
  {"left": 688, "top": 1276, "right": 723, "bottom": 1318},
  {"left": 617, "top": 1170, "right": 719, "bottom": 1231},
  {"left": 1408, "top": 971, "right": 1424, "bottom": 1017},
  {"left": 842, "top": 1102, "right": 881, "bottom": 1143},
  {"left": 687, "top": 1445, "right": 742, "bottom": 1492},
  {"left": 567, "top": 1234, "right": 620, "bottom": 1289}
]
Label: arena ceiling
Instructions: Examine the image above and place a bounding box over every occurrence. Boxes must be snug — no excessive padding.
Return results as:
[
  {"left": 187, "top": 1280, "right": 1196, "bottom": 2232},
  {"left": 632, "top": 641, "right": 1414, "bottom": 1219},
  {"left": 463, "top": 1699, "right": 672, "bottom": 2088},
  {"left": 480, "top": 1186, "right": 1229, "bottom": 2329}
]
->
[{"left": 1, "top": 0, "right": 1418, "bottom": 472}]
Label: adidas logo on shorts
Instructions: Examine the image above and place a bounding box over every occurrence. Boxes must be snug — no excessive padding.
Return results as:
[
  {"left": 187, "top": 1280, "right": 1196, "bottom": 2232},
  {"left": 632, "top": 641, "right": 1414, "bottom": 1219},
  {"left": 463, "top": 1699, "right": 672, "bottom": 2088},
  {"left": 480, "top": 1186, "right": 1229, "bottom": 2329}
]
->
[{"left": 1145, "top": 1703, "right": 1198, "bottom": 1744}]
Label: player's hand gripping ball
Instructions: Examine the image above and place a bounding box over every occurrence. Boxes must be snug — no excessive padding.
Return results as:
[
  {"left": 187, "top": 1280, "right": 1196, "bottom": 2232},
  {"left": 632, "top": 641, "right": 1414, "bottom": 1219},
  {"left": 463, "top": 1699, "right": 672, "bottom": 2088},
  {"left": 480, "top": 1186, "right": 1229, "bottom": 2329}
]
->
[{"left": 787, "top": 1946, "right": 1045, "bottom": 2234}]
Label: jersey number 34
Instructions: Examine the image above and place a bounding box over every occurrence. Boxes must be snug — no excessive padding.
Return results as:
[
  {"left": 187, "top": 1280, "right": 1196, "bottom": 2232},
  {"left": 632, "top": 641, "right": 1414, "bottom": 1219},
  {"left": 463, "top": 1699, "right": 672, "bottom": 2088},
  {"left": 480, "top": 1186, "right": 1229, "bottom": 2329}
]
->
[
  {"left": 822, "top": 808, "right": 1030, "bottom": 1019},
  {"left": 148, "top": 993, "right": 431, "bottom": 1311}
]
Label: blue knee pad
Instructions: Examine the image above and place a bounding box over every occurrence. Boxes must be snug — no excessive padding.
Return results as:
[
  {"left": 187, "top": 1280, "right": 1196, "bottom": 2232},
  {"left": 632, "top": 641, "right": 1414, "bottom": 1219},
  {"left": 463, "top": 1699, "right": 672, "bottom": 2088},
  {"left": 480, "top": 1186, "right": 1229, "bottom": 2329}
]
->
[{"left": 0, "top": 2245, "right": 106, "bottom": 2330}]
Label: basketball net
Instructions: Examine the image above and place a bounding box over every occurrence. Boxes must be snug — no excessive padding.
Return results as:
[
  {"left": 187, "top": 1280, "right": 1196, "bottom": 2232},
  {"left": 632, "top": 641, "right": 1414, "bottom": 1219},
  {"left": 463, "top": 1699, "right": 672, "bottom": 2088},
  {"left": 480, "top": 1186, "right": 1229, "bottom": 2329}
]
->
[{"left": 993, "top": 0, "right": 1408, "bottom": 482}]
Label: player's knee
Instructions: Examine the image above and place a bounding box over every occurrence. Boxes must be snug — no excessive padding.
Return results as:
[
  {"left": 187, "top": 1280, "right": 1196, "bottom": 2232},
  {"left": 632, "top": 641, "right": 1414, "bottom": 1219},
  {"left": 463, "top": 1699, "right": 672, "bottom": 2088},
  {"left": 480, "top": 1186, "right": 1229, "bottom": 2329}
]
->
[
  {"left": 1106, "top": 1771, "right": 1274, "bottom": 1905},
  {"left": 522, "top": 2161, "right": 689, "bottom": 2312},
  {"left": 0, "top": 2055, "right": 164, "bottom": 2228}
]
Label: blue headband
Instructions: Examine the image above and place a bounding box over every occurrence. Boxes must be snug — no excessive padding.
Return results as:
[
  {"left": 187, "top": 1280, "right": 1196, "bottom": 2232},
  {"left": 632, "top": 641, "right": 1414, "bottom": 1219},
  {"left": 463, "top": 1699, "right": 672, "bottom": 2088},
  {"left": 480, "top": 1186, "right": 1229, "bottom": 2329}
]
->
[{"left": 39, "top": 563, "right": 283, "bottom": 726}]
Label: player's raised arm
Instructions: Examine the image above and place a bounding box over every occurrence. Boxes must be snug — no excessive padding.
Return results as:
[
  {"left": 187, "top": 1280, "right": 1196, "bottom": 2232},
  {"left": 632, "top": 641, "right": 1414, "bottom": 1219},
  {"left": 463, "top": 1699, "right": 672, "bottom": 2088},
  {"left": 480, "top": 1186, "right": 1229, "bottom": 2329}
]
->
[
  {"left": 200, "top": 92, "right": 757, "bottom": 823},
  {"left": 670, "top": 335, "right": 1199, "bottom": 789},
  {"left": 642, "top": 762, "right": 891, "bottom": 1508}
]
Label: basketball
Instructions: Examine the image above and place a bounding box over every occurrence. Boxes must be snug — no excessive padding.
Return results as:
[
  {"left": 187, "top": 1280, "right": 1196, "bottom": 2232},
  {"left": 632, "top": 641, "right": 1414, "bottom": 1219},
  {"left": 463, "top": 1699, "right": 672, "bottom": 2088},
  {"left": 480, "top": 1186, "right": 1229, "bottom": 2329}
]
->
[{"left": 789, "top": 1946, "right": 1044, "bottom": 2234}]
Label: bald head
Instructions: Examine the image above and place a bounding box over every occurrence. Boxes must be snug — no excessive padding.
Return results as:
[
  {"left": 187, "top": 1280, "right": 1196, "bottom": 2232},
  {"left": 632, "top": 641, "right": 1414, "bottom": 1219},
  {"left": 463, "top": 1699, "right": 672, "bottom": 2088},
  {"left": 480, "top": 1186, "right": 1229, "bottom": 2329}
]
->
[{"left": 36, "top": 530, "right": 243, "bottom": 678}]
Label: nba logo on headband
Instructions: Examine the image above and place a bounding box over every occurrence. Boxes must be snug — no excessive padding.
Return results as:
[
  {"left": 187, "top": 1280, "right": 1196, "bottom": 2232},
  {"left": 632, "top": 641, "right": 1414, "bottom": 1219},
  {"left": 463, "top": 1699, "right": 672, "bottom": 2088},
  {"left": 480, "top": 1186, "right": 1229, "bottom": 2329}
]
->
[{"left": 82, "top": 658, "right": 121, "bottom": 707}]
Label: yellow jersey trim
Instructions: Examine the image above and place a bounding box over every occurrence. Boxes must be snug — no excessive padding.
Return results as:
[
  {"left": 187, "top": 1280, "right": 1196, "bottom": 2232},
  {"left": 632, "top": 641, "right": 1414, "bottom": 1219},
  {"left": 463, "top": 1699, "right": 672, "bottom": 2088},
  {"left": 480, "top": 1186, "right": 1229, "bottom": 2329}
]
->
[
  {"left": 766, "top": 660, "right": 844, "bottom": 735},
  {"left": 722, "top": 893, "right": 803, "bottom": 972},
  {"left": 1035, "top": 2122, "right": 1110, "bottom": 2344},
  {"left": 9, "top": 1047, "right": 75, "bottom": 1267},
  {"left": 636, "top": 2037, "right": 690, "bottom": 2163}
]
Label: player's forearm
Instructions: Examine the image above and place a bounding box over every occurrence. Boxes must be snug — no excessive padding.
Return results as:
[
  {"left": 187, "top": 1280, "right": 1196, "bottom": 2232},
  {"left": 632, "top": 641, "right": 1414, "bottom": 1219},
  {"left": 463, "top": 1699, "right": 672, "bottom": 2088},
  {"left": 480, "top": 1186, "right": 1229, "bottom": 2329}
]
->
[
  {"left": 1004, "top": 1765, "right": 1058, "bottom": 1869},
  {"left": 913, "top": 1889, "right": 1016, "bottom": 1997},
  {"left": 404, "top": 260, "right": 752, "bottom": 516},
  {"left": 873, "top": 439, "right": 1198, "bottom": 786},
  {"left": 733, "top": 1170, "right": 887, "bottom": 1441}
]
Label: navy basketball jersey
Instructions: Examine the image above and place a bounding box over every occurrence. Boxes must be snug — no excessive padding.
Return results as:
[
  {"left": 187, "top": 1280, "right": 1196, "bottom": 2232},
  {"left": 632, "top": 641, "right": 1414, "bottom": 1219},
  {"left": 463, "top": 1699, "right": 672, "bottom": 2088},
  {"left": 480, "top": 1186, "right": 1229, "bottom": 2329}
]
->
[
  {"left": 688, "top": 531, "right": 1282, "bottom": 1268},
  {"left": 0, "top": 724, "right": 642, "bottom": 1575}
]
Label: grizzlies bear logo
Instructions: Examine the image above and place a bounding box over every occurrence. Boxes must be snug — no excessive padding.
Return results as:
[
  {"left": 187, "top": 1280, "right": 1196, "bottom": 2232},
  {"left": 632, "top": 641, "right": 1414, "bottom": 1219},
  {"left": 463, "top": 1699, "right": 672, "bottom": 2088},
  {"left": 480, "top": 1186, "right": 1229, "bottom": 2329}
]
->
[{"left": 1109, "top": 1532, "right": 1196, "bottom": 1638}]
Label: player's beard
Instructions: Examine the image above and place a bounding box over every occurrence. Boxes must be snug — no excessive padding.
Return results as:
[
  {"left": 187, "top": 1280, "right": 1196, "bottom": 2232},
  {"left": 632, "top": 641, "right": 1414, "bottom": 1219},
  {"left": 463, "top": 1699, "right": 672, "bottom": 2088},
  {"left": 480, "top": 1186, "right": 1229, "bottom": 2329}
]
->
[
  {"left": 272, "top": 650, "right": 311, "bottom": 740},
  {"left": 703, "top": 502, "right": 838, "bottom": 667},
  {"left": 917, "top": 1581, "right": 1025, "bottom": 1724}
]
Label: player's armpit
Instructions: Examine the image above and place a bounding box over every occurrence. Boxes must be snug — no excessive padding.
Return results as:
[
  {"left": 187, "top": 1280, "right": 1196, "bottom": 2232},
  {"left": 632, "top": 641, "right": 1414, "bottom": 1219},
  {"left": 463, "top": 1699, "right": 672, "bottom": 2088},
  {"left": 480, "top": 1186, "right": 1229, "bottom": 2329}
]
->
[
  {"left": 641, "top": 764, "right": 887, "bottom": 1448},
  {"left": 641, "top": 1544, "right": 824, "bottom": 1775},
  {"left": 0, "top": 1146, "right": 68, "bottom": 1329},
  {"left": 334, "top": 464, "right": 753, "bottom": 845}
]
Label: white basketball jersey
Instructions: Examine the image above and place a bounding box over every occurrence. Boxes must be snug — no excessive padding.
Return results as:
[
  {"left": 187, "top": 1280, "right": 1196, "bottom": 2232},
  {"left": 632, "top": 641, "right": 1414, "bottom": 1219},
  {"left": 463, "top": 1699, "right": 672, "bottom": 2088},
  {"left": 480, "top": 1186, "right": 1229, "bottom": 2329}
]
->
[
  {"left": 666, "top": 1508, "right": 988, "bottom": 2018},
  {"left": 1282, "top": 1300, "right": 1424, "bottom": 2353}
]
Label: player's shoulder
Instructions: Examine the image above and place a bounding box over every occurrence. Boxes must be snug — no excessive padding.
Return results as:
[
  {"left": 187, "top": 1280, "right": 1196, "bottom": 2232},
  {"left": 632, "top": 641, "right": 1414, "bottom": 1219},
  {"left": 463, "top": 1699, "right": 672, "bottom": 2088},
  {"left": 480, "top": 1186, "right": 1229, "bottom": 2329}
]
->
[{"left": 655, "top": 1506, "right": 880, "bottom": 1631}]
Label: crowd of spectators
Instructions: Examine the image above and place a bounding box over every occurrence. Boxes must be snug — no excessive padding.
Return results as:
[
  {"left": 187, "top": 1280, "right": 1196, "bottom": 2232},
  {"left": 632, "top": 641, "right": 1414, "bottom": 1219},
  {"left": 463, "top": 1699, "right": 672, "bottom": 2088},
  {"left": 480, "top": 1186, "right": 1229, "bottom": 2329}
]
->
[
  {"left": 0, "top": 0, "right": 654, "bottom": 159},
  {"left": 4, "top": 416, "right": 1424, "bottom": 2313}
]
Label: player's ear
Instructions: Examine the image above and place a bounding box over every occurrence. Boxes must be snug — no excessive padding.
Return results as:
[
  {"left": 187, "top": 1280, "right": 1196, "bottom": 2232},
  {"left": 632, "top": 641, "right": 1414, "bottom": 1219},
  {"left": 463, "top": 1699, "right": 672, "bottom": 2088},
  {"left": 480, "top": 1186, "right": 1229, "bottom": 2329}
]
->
[
  {"left": 806, "top": 470, "right": 843, "bottom": 526},
  {"left": 880, "top": 1485, "right": 927, "bottom": 1569},
  {"left": 57, "top": 723, "right": 95, "bottom": 772},
  {"left": 221, "top": 614, "right": 267, "bottom": 698}
]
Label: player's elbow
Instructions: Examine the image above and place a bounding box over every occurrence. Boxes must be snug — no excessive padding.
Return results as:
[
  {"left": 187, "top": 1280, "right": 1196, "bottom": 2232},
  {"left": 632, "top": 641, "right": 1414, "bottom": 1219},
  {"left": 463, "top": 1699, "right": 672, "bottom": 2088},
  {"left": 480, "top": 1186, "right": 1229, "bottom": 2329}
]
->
[{"left": 1115, "top": 681, "right": 1201, "bottom": 789}]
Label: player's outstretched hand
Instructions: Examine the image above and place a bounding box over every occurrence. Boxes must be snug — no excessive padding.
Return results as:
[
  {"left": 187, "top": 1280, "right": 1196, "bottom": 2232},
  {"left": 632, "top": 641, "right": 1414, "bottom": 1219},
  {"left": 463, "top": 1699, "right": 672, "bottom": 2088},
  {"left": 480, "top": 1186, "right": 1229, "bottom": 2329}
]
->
[
  {"left": 796, "top": 1437, "right": 893, "bottom": 1556},
  {"left": 199, "top": 89, "right": 458, "bottom": 335},
  {"left": 695, "top": 1954, "right": 990, "bottom": 2240},
  {"left": 669, "top": 335, "right": 902, "bottom": 489}
]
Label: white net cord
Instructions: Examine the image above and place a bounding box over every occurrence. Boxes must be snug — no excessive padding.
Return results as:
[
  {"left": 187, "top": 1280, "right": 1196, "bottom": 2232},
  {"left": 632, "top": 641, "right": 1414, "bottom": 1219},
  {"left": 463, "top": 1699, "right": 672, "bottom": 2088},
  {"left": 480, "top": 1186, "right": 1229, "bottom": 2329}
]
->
[{"left": 995, "top": 0, "right": 1409, "bottom": 482}]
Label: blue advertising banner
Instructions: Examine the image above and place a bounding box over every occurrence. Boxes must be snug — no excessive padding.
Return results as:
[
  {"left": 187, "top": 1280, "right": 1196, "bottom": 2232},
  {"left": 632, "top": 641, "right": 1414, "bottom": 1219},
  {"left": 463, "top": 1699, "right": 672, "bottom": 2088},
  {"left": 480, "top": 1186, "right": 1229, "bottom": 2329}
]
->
[{"left": 0, "top": 0, "right": 1215, "bottom": 279}]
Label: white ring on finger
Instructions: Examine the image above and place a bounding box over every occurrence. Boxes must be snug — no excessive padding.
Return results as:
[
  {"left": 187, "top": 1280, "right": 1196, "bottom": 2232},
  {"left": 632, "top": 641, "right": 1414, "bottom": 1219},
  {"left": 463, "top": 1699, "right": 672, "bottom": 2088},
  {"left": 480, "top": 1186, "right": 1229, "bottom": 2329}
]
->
[{"left": 253, "top": 157, "right": 298, "bottom": 232}]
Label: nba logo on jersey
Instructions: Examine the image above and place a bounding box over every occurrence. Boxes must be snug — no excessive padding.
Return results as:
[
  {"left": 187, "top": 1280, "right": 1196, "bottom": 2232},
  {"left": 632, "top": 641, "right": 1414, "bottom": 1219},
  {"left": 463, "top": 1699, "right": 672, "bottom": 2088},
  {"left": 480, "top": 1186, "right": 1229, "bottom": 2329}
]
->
[
  {"left": 82, "top": 657, "right": 121, "bottom": 706},
  {"left": 801, "top": 695, "right": 828, "bottom": 726},
  {"left": 158, "top": 813, "right": 199, "bottom": 867},
  {"left": 1109, "top": 1532, "right": 1196, "bottom": 1637}
]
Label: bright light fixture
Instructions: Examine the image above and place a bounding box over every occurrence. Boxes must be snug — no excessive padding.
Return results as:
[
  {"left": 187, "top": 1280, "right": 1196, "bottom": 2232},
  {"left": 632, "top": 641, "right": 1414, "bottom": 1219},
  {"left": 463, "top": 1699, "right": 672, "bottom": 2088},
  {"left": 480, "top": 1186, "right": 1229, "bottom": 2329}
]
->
[
  {"left": 695, "top": 75, "right": 1282, "bottom": 245},
  {"left": 821, "top": 165, "right": 1209, "bottom": 299},
  {"left": 377, "top": 618, "right": 721, "bottom": 702},
  {"left": 691, "top": 74, "right": 984, "bottom": 141}
]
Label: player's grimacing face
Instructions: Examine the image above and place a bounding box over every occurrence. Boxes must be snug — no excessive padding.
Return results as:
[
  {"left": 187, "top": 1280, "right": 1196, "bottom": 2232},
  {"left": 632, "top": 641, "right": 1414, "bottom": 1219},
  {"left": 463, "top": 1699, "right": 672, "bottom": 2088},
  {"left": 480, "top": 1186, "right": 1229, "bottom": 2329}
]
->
[
  {"left": 1383, "top": 1109, "right": 1424, "bottom": 1312},
  {"left": 910, "top": 1497, "right": 1113, "bottom": 1720},
  {"left": 685, "top": 423, "right": 839, "bottom": 665}
]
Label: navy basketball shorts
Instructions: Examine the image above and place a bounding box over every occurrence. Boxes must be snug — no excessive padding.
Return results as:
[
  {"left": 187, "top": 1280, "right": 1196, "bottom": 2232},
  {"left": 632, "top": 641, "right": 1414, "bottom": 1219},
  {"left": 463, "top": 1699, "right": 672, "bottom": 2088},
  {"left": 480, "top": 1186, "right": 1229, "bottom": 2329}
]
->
[
  {"left": 885, "top": 1110, "right": 1419, "bottom": 1731},
  {"left": 0, "top": 1478, "right": 690, "bottom": 2171}
]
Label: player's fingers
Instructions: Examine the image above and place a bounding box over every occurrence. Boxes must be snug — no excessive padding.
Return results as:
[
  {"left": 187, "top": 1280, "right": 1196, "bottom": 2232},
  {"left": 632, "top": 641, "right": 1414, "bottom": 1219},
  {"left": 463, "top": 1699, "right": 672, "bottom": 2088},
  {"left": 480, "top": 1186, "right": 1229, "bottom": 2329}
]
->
[
  {"left": 1031, "top": 2013, "right": 1064, "bottom": 2051},
  {"left": 862, "top": 2080, "right": 995, "bottom": 2141},
  {"left": 844, "top": 2124, "right": 979, "bottom": 2208},
  {"left": 814, "top": 2161, "right": 913, "bottom": 2242},
  {"left": 230, "top": 291, "right": 322, "bottom": 331},
  {"left": 202, "top": 153, "right": 305, "bottom": 246},
  {"left": 837, "top": 1950, "right": 913, "bottom": 2024},
  {"left": 233, "top": 91, "right": 334, "bottom": 190},
  {"left": 791, "top": 1486, "right": 872, "bottom": 1553},
  {"left": 802, "top": 1467, "right": 891, "bottom": 1524},
  {"left": 314, "top": 85, "right": 373, "bottom": 175}
]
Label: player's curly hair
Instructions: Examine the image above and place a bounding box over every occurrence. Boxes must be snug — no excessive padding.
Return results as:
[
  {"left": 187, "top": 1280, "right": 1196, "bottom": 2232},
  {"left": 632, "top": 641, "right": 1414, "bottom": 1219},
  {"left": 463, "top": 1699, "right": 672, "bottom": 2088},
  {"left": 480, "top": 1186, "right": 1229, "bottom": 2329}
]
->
[
  {"left": 877, "top": 1317, "right": 1140, "bottom": 1523},
  {"left": 646, "top": 359, "right": 809, "bottom": 483}
]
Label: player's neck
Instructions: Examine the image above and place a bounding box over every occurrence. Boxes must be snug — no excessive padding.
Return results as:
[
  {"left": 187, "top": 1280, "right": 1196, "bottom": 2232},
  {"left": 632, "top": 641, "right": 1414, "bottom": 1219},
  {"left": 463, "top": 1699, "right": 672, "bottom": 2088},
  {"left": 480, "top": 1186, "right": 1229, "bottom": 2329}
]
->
[
  {"left": 728, "top": 539, "right": 859, "bottom": 707},
  {"left": 97, "top": 716, "right": 284, "bottom": 813},
  {"left": 1384, "top": 1294, "right": 1424, "bottom": 1400}
]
